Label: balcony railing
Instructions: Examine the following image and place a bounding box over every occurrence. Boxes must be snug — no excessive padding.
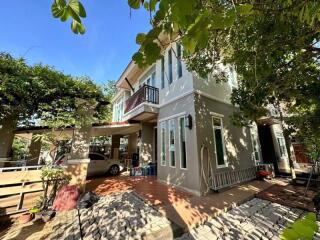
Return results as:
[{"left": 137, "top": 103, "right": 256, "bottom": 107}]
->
[{"left": 124, "top": 84, "right": 159, "bottom": 113}]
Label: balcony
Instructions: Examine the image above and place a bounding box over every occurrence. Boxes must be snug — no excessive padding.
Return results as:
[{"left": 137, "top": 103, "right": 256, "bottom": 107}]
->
[{"left": 123, "top": 85, "right": 159, "bottom": 122}]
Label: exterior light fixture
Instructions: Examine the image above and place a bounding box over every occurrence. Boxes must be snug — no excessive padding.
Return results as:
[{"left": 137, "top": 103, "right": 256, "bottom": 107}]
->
[{"left": 185, "top": 114, "right": 192, "bottom": 129}]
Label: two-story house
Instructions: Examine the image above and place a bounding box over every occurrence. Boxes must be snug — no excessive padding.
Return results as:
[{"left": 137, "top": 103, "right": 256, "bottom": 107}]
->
[{"left": 111, "top": 43, "right": 291, "bottom": 195}]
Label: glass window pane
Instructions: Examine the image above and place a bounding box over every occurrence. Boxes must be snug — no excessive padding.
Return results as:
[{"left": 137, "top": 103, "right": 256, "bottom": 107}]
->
[
  {"left": 177, "top": 43, "right": 183, "bottom": 78},
  {"left": 169, "top": 119, "right": 175, "bottom": 166},
  {"left": 168, "top": 50, "right": 173, "bottom": 84},
  {"left": 161, "top": 122, "right": 166, "bottom": 165},
  {"left": 179, "top": 117, "right": 187, "bottom": 168},
  {"left": 161, "top": 57, "right": 165, "bottom": 89},
  {"left": 214, "top": 128, "right": 225, "bottom": 166}
]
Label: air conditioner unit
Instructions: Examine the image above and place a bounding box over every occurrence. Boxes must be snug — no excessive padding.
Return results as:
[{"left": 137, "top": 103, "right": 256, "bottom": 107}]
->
[{"left": 257, "top": 163, "right": 275, "bottom": 178}]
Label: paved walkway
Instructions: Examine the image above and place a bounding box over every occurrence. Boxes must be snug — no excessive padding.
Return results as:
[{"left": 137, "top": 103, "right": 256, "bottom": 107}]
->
[
  {"left": 256, "top": 183, "right": 316, "bottom": 212},
  {"left": 87, "top": 176, "right": 274, "bottom": 230},
  {"left": 176, "top": 198, "right": 306, "bottom": 240}
]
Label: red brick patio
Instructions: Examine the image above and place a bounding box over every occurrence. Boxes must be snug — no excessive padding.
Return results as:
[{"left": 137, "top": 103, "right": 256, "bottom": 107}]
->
[{"left": 86, "top": 176, "right": 275, "bottom": 230}]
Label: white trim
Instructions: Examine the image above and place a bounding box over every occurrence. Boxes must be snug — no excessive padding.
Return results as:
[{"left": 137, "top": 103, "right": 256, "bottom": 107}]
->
[
  {"left": 0, "top": 157, "right": 12, "bottom": 161},
  {"left": 158, "top": 89, "right": 232, "bottom": 110},
  {"left": 123, "top": 102, "right": 159, "bottom": 117},
  {"left": 168, "top": 119, "right": 176, "bottom": 168},
  {"left": 160, "top": 121, "right": 167, "bottom": 166},
  {"left": 212, "top": 116, "right": 228, "bottom": 169},
  {"left": 158, "top": 90, "right": 193, "bottom": 108},
  {"left": 178, "top": 116, "right": 188, "bottom": 170},
  {"left": 159, "top": 112, "right": 187, "bottom": 123},
  {"left": 68, "top": 158, "right": 90, "bottom": 164},
  {"left": 194, "top": 89, "right": 232, "bottom": 106},
  {"left": 210, "top": 112, "right": 224, "bottom": 118}
]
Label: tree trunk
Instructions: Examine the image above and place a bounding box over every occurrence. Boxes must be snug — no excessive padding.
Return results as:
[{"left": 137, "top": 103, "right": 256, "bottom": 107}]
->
[
  {"left": 277, "top": 105, "right": 296, "bottom": 179},
  {"left": 0, "top": 115, "right": 18, "bottom": 166}
]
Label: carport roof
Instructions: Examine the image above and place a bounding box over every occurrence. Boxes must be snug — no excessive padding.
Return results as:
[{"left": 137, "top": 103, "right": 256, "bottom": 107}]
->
[{"left": 15, "top": 122, "right": 140, "bottom": 140}]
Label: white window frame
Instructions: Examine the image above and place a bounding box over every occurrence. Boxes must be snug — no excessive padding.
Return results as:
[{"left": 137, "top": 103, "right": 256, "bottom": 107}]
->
[
  {"left": 179, "top": 116, "right": 187, "bottom": 170},
  {"left": 212, "top": 116, "right": 228, "bottom": 169},
  {"left": 160, "top": 121, "right": 167, "bottom": 166},
  {"left": 168, "top": 118, "right": 176, "bottom": 167},
  {"left": 228, "top": 65, "right": 238, "bottom": 89},
  {"left": 276, "top": 133, "right": 287, "bottom": 158},
  {"left": 250, "top": 126, "right": 262, "bottom": 164}
]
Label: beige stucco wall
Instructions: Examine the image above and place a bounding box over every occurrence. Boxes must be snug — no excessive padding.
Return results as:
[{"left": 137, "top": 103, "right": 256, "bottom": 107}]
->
[
  {"left": 156, "top": 44, "right": 194, "bottom": 105},
  {"left": 194, "top": 94, "right": 256, "bottom": 174},
  {"left": 157, "top": 93, "right": 201, "bottom": 195},
  {"left": 193, "top": 66, "right": 234, "bottom": 105},
  {"left": 140, "top": 123, "right": 156, "bottom": 164}
]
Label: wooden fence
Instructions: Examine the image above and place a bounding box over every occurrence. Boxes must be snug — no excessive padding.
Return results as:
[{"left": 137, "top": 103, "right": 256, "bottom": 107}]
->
[{"left": 0, "top": 166, "right": 43, "bottom": 215}]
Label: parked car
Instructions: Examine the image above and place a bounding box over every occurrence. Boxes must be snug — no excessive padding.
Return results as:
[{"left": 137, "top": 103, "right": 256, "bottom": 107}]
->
[{"left": 56, "top": 152, "right": 123, "bottom": 176}]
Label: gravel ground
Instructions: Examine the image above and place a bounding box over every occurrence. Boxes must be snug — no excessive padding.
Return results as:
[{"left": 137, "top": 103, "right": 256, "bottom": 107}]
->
[{"left": 176, "top": 198, "right": 307, "bottom": 240}]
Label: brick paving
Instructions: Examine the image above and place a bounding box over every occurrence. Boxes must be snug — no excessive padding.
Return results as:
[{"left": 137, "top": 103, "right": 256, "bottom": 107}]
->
[
  {"left": 256, "top": 183, "right": 316, "bottom": 212},
  {"left": 87, "top": 176, "right": 274, "bottom": 230},
  {"left": 79, "top": 192, "right": 173, "bottom": 240},
  {"left": 176, "top": 198, "right": 307, "bottom": 240},
  {"left": 86, "top": 176, "right": 193, "bottom": 207}
]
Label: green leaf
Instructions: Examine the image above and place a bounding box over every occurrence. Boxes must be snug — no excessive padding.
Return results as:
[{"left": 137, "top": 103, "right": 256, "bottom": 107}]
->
[
  {"left": 60, "top": 9, "right": 70, "bottom": 22},
  {"left": 71, "top": 20, "right": 85, "bottom": 34},
  {"left": 68, "top": 6, "right": 81, "bottom": 23},
  {"left": 51, "top": 2, "right": 65, "bottom": 18},
  {"left": 68, "top": 0, "right": 86, "bottom": 18},
  {"left": 128, "top": 0, "right": 141, "bottom": 9},
  {"left": 144, "top": 42, "right": 161, "bottom": 63},
  {"left": 136, "top": 33, "right": 146, "bottom": 45},
  {"left": 132, "top": 52, "right": 144, "bottom": 65},
  {"left": 236, "top": 4, "right": 253, "bottom": 15}
]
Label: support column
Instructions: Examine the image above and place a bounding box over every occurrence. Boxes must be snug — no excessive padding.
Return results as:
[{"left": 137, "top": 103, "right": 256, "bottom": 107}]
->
[
  {"left": 0, "top": 115, "right": 18, "bottom": 167},
  {"left": 27, "top": 135, "right": 42, "bottom": 166},
  {"left": 139, "top": 123, "right": 154, "bottom": 165},
  {"left": 67, "top": 126, "right": 91, "bottom": 192},
  {"left": 111, "top": 135, "right": 121, "bottom": 159},
  {"left": 128, "top": 133, "right": 138, "bottom": 156}
]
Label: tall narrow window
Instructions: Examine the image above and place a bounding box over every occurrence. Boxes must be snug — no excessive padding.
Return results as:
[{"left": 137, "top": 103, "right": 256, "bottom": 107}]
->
[
  {"left": 169, "top": 119, "right": 175, "bottom": 167},
  {"left": 168, "top": 49, "right": 173, "bottom": 84},
  {"left": 277, "top": 135, "right": 287, "bottom": 157},
  {"left": 161, "top": 56, "right": 165, "bottom": 89},
  {"left": 160, "top": 122, "right": 166, "bottom": 166},
  {"left": 177, "top": 43, "right": 183, "bottom": 78},
  {"left": 250, "top": 128, "right": 261, "bottom": 163},
  {"left": 179, "top": 117, "right": 187, "bottom": 169},
  {"left": 212, "top": 117, "right": 227, "bottom": 167},
  {"left": 228, "top": 66, "right": 238, "bottom": 89}
]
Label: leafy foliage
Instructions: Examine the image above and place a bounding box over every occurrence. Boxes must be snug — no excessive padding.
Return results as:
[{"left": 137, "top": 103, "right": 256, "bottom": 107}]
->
[
  {"left": 40, "top": 165, "right": 70, "bottom": 210},
  {"left": 12, "top": 137, "right": 29, "bottom": 161},
  {"left": 280, "top": 212, "right": 318, "bottom": 240},
  {"left": 0, "top": 52, "right": 110, "bottom": 127},
  {"left": 51, "top": 0, "right": 86, "bottom": 34}
]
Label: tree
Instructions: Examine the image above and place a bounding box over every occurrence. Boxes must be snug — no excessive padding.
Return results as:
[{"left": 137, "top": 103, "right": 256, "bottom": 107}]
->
[
  {"left": 51, "top": 1, "right": 320, "bottom": 168},
  {"left": 0, "top": 52, "right": 110, "bottom": 159}
]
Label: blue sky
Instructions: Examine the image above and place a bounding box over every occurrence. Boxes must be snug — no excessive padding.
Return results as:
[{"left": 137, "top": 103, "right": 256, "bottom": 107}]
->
[{"left": 1, "top": 0, "right": 151, "bottom": 84}]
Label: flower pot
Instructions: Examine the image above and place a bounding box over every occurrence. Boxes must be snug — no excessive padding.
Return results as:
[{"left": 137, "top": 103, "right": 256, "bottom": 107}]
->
[{"left": 18, "top": 213, "right": 34, "bottom": 224}]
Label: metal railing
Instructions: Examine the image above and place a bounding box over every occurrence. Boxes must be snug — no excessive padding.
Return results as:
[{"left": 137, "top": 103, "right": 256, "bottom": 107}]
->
[
  {"left": 124, "top": 84, "right": 159, "bottom": 113},
  {"left": 210, "top": 167, "right": 257, "bottom": 191}
]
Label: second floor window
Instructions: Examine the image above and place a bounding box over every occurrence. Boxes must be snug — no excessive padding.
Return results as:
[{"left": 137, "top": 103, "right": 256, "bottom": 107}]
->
[
  {"left": 177, "top": 43, "right": 183, "bottom": 78},
  {"left": 161, "top": 56, "right": 165, "bottom": 89},
  {"left": 168, "top": 49, "right": 173, "bottom": 84}
]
